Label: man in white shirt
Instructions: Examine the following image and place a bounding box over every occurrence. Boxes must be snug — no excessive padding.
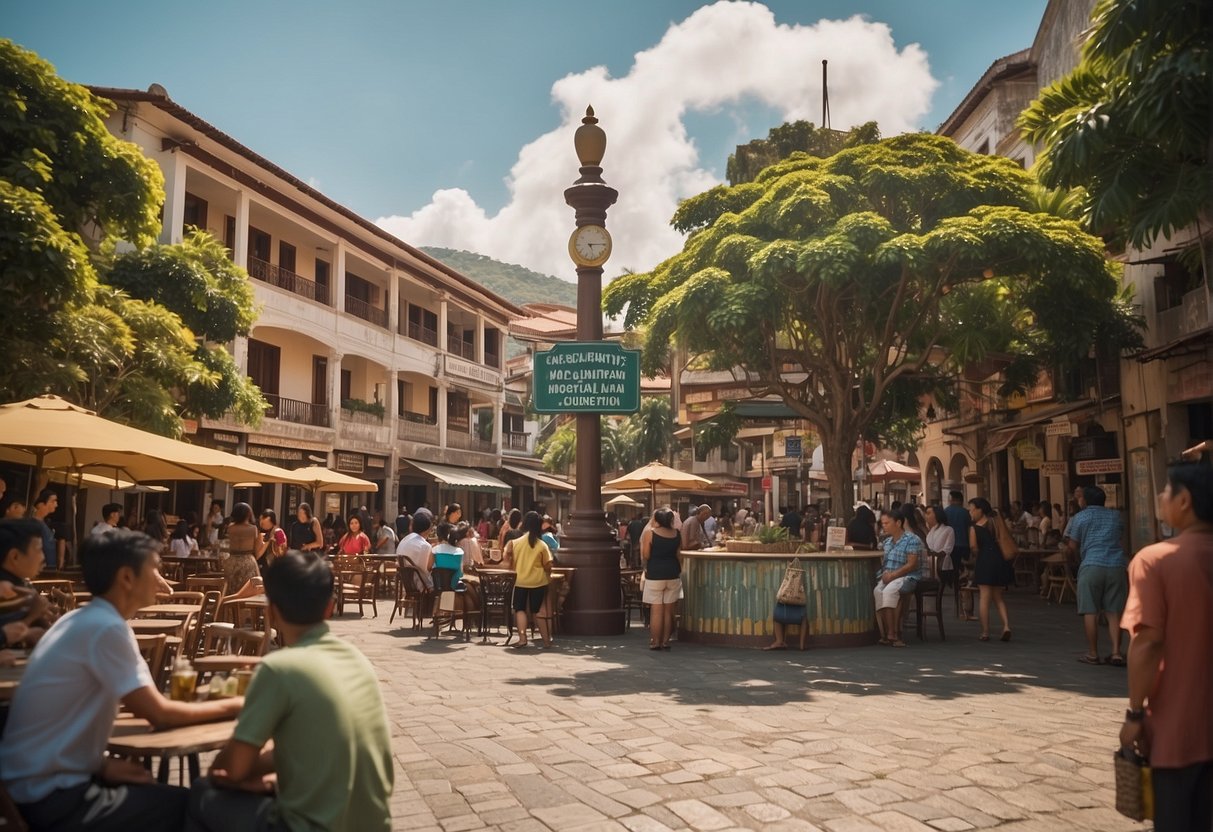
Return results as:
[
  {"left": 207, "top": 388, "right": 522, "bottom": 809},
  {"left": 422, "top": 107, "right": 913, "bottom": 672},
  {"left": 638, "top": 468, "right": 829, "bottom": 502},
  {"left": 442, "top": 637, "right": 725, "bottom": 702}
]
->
[
  {"left": 90, "top": 503, "right": 123, "bottom": 538},
  {"left": 396, "top": 508, "right": 434, "bottom": 590},
  {"left": 0, "top": 525, "right": 242, "bottom": 830}
]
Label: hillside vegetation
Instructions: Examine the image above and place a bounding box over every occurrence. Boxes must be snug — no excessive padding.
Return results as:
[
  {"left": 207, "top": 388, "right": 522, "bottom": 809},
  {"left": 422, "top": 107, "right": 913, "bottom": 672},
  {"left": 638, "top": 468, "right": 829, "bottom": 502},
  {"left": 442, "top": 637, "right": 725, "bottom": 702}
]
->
[{"left": 421, "top": 247, "right": 577, "bottom": 308}]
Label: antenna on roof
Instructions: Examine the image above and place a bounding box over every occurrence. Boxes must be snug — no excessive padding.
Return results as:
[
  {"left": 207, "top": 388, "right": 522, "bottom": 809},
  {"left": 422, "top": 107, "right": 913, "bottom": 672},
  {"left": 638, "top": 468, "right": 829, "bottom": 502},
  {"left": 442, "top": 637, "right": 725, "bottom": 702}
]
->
[{"left": 821, "top": 60, "right": 831, "bottom": 130}]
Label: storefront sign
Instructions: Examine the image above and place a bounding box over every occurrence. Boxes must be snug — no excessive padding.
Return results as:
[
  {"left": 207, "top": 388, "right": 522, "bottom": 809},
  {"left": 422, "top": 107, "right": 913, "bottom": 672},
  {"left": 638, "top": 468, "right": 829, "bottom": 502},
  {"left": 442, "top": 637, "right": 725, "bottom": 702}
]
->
[
  {"left": 761, "top": 475, "right": 772, "bottom": 492},
  {"left": 444, "top": 355, "right": 502, "bottom": 389},
  {"left": 825, "top": 526, "right": 847, "bottom": 551},
  {"left": 715, "top": 482, "right": 749, "bottom": 495},
  {"left": 1045, "top": 421, "right": 1075, "bottom": 437},
  {"left": 1040, "top": 461, "right": 1068, "bottom": 477},
  {"left": 365, "top": 455, "right": 387, "bottom": 471},
  {"left": 334, "top": 451, "right": 365, "bottom": 474},
  {"left": 533, "top": 342, "right": 640, "bottom": 414},
  {"left": 1075, "top": 458, "right": 1124, "bottom": 476},
  {"left": 784, "top": 436, "right": 802, "bottom": 458},
  {"left": 1102, "top": 483, "right": 1120, "bottom": 509},
  {"left": 195, "top": 429, "right": 242, "bottom": 452},
  {"left": 181, "top": 418, "right": 198, "bottom": 435},
  {"left": 246, "top": 444, "right": 306, "bottom": 466},
  {"left": 1015, "top": 439, "right": 1043, "bottom": 469}
]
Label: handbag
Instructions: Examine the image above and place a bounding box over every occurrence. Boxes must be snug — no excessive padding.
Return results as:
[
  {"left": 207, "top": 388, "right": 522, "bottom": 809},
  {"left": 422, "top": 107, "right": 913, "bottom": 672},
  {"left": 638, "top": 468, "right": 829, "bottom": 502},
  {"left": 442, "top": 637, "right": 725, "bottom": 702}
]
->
[
  {"left": 773, "top": 602, "right": 806, "bottom": 625},
  {"left": 1113, "top": 747, "right": 1154, "bottom": 821},
  {"left": 995, "top": 517, "right": 1018, "bottom": 561},
  {"left": 776, "top": 558, "right": 807, "bottom": 605}
]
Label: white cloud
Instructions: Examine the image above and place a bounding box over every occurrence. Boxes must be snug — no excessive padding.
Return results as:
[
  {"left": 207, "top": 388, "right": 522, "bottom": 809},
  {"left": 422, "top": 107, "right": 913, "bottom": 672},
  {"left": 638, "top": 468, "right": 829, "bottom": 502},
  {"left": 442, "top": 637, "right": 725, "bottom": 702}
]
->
[{"left": 376, "top": 1, "right": 937, "bottom": 281}]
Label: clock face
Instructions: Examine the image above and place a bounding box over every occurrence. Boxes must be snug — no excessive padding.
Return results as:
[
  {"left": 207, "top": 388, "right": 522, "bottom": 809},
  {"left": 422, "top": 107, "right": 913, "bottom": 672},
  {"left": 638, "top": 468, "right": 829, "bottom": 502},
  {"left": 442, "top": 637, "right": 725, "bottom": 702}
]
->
[{"left": 569, "top": 225, "right": 612, "bottom": 266}]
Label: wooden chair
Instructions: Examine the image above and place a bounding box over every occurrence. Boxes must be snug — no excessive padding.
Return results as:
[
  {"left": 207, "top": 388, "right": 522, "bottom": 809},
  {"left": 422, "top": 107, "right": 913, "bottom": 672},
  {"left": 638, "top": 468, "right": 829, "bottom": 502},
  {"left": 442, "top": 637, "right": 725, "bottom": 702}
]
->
[
  {"left": 335, "top": 557, "right": 379, "bottom": 618},
  {"left": 155, "top": 591, "right": 206, "bottom": 605},
  {"left": 430, "top": 568, "right": 470, "bottom": 641},
  {"left": 135, "top": 633, "right": 169, "bottom": 691},
  {"left": 187, "top": 591, "right": 223, "bottom": 658},
  {"left": 389, "top": 560, "right": 431, "bottom": 630},
  {"left": 620, "top": 574, "right": 648, "bottom": 628},
  {"left": 185, "top": 575, "right": 227, "bottom": 596},
  {"left": 1045, "top": 551, "right": 1078, "bottom": 604},
  {"left": 900, "top": 554, "right": 945, "bottom": 641},
  {"left": 477, "top": 571, "right": 516, "bottom": 644},
  {"left": 48, "top": 586, "right": 75, "bottom": 614}
]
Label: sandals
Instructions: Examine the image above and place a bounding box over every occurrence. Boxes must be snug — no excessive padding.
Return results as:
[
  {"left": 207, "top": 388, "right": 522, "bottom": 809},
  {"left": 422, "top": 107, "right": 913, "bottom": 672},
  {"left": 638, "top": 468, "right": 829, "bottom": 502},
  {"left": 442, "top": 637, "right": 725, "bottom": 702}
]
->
[
  {"left": 763, "top": 644, "right": 788, "bottom": 651},
  {"left": 1077, "top": 654, "right": 1102, "bottom": 665},
  {"left": 649, "top": 644, "right": 662, "bottom": 651},
  {"left": 878, "top": 638, "right": 892, "bottom": 646},
  {"left": 510, "top": 642, "right": 529, "bottom": 650},
  {"left": 978, "top": 634, "right": 990, "bottom": 642},
  {"left": 1001, "top": 630, "right": 1012, "bottom": 642},
  {"left": 891, "top": 639, "right": 907, "bottom": 648},
  {"left": 1107, "top": 654, "right": 1126, "bottom": 667}
]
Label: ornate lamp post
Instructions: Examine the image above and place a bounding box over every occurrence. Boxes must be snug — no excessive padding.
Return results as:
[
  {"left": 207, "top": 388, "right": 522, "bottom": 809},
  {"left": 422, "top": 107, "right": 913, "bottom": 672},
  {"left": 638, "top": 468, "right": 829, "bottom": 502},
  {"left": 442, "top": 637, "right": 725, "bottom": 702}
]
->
[{"left": 558, "top": 106, "right": 624, "bottom": 636}]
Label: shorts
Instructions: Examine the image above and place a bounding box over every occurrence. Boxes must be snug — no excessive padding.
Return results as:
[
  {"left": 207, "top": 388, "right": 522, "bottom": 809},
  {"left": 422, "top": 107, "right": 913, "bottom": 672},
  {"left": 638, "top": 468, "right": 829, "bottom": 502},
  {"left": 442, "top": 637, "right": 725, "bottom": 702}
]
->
[
  {"left": 1076, "top": 565, "right": 1128, "bottom": 615},
  {"left": 873, "top": 576, "right": 916, "bottom": 610},
  {"left": 512, "top": 585, "right": 547, "bottom": 614},
  {"left": 643, "top": 578, "right": 681, "bottom": 604}
]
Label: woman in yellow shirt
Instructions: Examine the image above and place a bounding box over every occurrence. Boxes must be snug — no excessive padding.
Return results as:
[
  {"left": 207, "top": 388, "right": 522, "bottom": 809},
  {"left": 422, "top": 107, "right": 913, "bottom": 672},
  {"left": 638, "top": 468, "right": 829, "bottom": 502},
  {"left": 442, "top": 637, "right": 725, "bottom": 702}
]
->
[{"left": 504, "top": 511, "right": 553, "bottom": 649}]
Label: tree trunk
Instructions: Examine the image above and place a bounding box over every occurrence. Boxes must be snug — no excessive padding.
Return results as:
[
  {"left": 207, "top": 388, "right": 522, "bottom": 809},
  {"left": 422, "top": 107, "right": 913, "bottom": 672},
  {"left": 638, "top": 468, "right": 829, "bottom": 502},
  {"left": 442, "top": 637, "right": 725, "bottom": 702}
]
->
[{"left": 820, "top": 431, "right": 858, "bottom": 522}]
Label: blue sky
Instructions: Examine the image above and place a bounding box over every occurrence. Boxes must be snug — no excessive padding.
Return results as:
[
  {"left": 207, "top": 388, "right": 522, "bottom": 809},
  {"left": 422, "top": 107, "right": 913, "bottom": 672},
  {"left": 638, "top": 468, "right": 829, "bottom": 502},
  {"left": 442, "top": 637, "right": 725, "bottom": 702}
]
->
[{"left": 6, "top": 1, "right": 1049, "bottom": 277}]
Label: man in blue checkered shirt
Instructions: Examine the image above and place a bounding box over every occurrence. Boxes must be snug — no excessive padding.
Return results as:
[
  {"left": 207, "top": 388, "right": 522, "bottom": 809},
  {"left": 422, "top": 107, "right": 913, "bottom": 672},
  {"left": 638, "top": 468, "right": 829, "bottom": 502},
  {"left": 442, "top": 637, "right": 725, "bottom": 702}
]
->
[{"left": 1065, "top": 485, "right": 1128, "bottom": 665}]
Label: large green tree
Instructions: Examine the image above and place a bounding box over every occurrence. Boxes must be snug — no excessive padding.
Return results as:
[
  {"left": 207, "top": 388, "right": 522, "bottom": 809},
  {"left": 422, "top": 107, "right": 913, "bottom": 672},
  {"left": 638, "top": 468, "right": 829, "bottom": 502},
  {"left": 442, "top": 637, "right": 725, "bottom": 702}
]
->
[
  {"left": 604, "top": 133, "right": 1139, "bottom": 515},
  {"left": 0, "top": 39, "right": 264, "bottom": 436},
  {"left": 1019, "top": 0, "right": 1211, "bottom": 258}
]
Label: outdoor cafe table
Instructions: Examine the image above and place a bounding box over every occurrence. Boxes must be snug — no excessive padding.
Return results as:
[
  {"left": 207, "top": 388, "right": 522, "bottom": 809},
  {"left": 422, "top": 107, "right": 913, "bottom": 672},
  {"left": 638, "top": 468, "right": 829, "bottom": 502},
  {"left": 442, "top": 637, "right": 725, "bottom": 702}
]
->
[
  {"left": 108, "top": 716, "right": 237, "bottom": 784},
  {"left": 139, "top": 603, "right": 203, "bottom": 617},
  {"left": 1013, "top": 549, "right": 1055, "bottom": 588},
  {"left": 129, "top": 618, "right": 187, "bottom": 635}
]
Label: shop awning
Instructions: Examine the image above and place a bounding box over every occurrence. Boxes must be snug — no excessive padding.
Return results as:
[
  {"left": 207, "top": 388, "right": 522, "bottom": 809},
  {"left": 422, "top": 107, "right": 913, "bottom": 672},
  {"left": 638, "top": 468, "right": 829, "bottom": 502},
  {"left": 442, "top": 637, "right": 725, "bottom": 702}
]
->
[
  {"left": 1135, "top": 327, "right": 1212, "bottom": 363},
  {"left": 500, "top": 464, "right": 577, "bottom": 492},
  {"left": 402, "top": 460, "right": 511, "bottom": 493}
]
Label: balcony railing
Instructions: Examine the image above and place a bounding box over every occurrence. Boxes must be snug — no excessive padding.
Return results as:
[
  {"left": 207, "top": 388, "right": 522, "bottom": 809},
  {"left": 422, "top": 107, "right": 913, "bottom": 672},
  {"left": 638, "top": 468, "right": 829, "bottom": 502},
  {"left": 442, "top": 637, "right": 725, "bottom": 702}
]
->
[
  {"left": 264, "top": 394, "right": 330, "bottom": 427},
  {"left": 402, "top": 320, "right": 439, "bottom": 347},
  {"left": 397, "top": 414, "right": 439, "bottom": 445},
  {"left": 503, "top": 431, "right": 530, "bottom": 452},
  {"left": 340, "top": 407, "right": 384, "bottom": 425},
  {"left": 344, "top": 295, "right": 388, "bottom": 329},
  {"left": 248, "top": 257, "right": 328, "bottom": 305},
  {"left": 447, "top": 336, "right": 475, "bottom": 360},
  {"left": 484, "top": 351, "right": 501, "bottom": 369},
  {"left": 447, "top": 430, "right": 495, "bottom": 453}
]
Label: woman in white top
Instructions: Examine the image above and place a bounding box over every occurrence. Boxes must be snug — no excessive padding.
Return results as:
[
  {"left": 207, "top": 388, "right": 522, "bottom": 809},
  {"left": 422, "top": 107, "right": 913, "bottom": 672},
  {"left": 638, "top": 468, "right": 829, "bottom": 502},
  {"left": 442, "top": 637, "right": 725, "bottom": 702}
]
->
[
  {"left": 205, "top": 500, "right": 224, "bottom": 546},
  {"left": 924, "top": 505, "right": 956, "bottom": 591},
  {"left": 168, "top": 519, "right": 199, "bottom": 558}
]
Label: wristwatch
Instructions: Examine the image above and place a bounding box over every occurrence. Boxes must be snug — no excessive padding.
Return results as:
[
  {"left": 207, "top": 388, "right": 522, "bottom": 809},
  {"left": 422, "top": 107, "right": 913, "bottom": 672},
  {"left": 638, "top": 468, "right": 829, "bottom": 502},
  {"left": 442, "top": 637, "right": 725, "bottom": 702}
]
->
[{"left": 1125, "top": 708, "right": 1145, "bottom": 722}]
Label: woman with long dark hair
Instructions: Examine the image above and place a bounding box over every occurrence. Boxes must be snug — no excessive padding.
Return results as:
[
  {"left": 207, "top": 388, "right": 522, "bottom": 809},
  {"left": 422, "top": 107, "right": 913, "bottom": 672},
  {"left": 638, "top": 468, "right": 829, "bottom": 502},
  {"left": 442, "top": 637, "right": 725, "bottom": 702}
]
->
[
  {"left": 255, "top": 508, "right": 287, "bottom": 569},
  {"left": 969, "top": 497, "right": 1013, "bottom": 642},
  {"left": 224, "top": 502, "right": 260, "bottom": 593},
  {"left": 337, "top": 513, "right": 372, "bottom": 555},
  {"left": 168, "top": 519, "right": 198, "bottom": 558},
  {"left": 924, "top": 505, "right": 956, "bottom": 591},
  {"left": 288, "top": 503, "right": 325, "bottom": 553},
  {"left": 498, "top": 508, "right": 523, "bottom": 553},
  {"left": 641, "top": 508, "right": 681, "bottom": 650},
  {"left": 503, "top": 511, "right": 553, "bottom": 649},
  {"left": 143, "top": 510, "right": 168, "bottom": 547}
]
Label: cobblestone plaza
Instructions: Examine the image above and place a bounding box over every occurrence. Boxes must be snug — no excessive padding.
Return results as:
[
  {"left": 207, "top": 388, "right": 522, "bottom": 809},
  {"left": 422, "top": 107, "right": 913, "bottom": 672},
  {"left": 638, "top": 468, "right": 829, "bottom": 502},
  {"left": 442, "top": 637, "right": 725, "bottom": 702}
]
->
[{"left": 331, "top": 593, "right": 1142, "bottom": 832}]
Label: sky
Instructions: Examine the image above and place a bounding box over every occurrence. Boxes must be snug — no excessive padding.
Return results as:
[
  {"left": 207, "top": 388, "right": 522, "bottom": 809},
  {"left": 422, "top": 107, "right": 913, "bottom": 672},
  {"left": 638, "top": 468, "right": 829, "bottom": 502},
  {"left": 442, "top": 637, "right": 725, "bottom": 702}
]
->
[{"left": 6, "top": 0, "right": 1049, "bottom": 280}]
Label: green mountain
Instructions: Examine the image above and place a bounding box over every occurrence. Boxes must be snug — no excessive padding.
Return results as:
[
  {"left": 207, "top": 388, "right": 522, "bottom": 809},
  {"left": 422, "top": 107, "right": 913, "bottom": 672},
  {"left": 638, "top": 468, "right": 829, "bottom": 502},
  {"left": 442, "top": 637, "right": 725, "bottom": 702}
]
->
[{"left": 421, "top": 247, "right": 577, "bottom": 308}]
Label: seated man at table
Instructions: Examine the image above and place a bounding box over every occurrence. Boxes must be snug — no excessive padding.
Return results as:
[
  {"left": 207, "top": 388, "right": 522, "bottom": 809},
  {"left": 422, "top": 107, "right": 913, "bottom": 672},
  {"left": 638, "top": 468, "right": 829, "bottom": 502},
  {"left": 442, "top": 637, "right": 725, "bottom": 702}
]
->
[
  {"left": 396, "top": 508, "right": 434, "bottom": 591},
  {"left": 0, "top": 528, "right": 243, "bottom": 831},
  {"left": 187, "top": 551, "right": 394, "bottom": 832},
  {"left": 0, "top": 518, "right": 55, "bottom": 646}
]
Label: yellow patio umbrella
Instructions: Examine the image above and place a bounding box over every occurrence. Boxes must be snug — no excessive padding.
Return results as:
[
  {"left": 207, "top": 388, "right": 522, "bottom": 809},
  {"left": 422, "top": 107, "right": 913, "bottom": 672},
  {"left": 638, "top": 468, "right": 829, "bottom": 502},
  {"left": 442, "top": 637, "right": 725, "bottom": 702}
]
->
[
  {"left": 290, "top": 466, "right": 379, "bottom": 494},
  {"left": 0, "top": 395, "right": 309, "bottom": 488},
  {"left": 604, "top": 460, "right": 712, "bottom": 509}
]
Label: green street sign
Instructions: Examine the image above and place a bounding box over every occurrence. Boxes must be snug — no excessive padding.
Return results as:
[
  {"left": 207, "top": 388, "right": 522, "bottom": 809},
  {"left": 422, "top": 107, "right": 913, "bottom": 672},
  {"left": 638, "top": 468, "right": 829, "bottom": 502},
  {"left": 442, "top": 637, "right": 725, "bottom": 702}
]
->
[{"left": 533, "top": 341, "right": 640, "bottom": 414}]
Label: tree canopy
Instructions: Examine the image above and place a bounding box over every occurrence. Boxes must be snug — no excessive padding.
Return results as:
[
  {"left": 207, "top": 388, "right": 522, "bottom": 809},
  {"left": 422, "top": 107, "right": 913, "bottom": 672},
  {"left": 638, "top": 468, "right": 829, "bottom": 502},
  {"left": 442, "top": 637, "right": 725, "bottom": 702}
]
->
[
  {"left": 1018, "top": 0, "right": 1211, "bottom": 254},
  {"left": 0, "top": 39, "right": 264, "bottom": 436},
  {"left": 604, "top": 132, "right": 1139, "bottom": 513}
]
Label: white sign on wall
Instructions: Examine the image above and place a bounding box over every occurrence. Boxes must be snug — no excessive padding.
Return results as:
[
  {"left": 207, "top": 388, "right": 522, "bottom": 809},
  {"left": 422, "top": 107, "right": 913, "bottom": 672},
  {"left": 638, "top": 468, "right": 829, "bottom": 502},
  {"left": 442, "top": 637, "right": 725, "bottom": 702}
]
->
[{"left": 1076, "top": 458, "right": 1124, "bottom": 476}]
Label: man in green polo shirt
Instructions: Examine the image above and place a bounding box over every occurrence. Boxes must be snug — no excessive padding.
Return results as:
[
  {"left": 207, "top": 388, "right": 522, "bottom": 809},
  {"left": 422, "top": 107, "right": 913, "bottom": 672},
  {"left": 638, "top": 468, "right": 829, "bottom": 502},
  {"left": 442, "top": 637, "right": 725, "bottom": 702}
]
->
[{"left": 186, "top": 552, "right": 393, "bottom": 831}]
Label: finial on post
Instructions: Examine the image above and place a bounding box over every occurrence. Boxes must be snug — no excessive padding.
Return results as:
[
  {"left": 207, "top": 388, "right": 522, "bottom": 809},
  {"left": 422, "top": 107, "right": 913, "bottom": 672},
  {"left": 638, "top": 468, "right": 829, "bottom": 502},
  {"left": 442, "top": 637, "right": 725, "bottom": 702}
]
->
[{"left": 574, "top": 105, "right": 606, "bottom": 167}]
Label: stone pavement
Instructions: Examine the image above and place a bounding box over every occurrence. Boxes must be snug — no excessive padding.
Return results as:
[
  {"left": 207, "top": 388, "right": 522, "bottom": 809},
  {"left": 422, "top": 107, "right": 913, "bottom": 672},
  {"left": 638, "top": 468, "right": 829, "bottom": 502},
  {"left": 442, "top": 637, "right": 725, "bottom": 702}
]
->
[{"left": 329, "top": 589, "right": 1148, "bottom": 832}]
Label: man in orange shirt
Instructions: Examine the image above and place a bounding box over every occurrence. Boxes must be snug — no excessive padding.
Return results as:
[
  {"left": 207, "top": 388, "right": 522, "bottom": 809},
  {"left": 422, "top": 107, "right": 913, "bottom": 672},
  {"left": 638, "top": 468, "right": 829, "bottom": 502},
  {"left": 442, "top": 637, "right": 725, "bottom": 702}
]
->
[{"left": 1120, "top": 460, "right": 1213, "bottom": 831}]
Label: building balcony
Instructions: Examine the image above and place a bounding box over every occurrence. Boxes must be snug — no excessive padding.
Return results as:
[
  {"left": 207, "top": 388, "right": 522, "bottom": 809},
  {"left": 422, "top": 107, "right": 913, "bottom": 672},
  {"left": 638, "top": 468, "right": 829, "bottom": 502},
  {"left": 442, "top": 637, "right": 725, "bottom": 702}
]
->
[
  {"left": 447, "top": 430, "right": 496, "bottom": 454},
  {"left": 447, "top": 336, "right": 476, "bottom": 361},
  {"left": 340, "top": 407, "right": 384, "bottom": 425},
  {"left": 484, "top": 351, "right": 501, "bottom": 370},
  {"left": 264, "top": 394, "right": 330, "bottom": 427},
  {"left": 248, "top": 257, "right": 328, "bottom": 306},
  {"left": 397, "top": 413, "right": 439, "bottom": 445},
  {"left": 503, "top": 431, "right": 531, "bottom": 453},
  {"left": 344, "top": 295, "right": 388, "bottom": 329},
  {"left": 401, "top": 320, "right": 439, "bottom": 348}
]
